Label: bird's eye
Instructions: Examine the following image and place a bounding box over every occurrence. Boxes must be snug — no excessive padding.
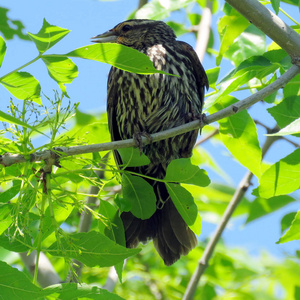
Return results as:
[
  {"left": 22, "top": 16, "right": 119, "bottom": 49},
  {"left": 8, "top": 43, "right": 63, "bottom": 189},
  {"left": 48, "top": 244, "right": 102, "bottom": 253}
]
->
[{"left": 122, "top": 24, "right": 132, "bottom": 32}]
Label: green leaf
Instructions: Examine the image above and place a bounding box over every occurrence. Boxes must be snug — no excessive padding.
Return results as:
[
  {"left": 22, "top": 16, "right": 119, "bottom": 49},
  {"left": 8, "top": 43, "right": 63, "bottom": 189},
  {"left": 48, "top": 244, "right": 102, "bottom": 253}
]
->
[
  {"left": 135, "top": 0, "right": 195, "bottom": 20},
  {"left": 0, "top": 8, "right": 30, "bottom": 41},
  {"left": 99, "top": 200, "right": 125, "bottom": 282},
  {"left": 67, "top": 44, "right": 174, "bottom": 75},
  {"left": 267, "top": 118, "right": 300, "bottom": 136},
  {"left": 283, "top": 74, "right": 300, "bottom": 98},
  {"left": 164, "top": 158, "right": 210, "bottom": 187},
  {"left": 255, "top": 147, "right": 300, "bottom": 198},
  {"left": 0, "top": 204, "right": 12, "bottom": 234},
  {"left": 44, "top": 283, "right": 125, "bottom": 300},
  {"left": 122, "top": 174, "right": 156, "bottom": 219},
  {"left": 118, "top": 147, "right": 150, "bottom": 167},
  {"left": 281, "top": 212, "right": 297, "bottom": 233},
  {"left": 166, "top": 21, "right": 189, "bottom": 36},
  {"left": 0, "top": 36, "right": 6, "bottom": 68},
  {"left": 277, "top": 210, "right": 300, "bottom": 243},
  {"left": 0, "top": 261, "right": 54, "bottom": 299},
  {"left": 0, "top": 229, "right": 32, "bottom": 252},
  {"left": 189, "top": 212, "right": 202, "bottom": 236},
  {"left": 166, "top": 183, "right": 198, "bottom": 226},
  {"left": 210, "top": 96, "right": 262, "bottom": 177},
  {"left": 27, "top": 19, "right": 70, "bottom": 53},
  {"left": 205, "top": 56, "right": 277, "bottom": 109},
  {"left": 225, "top": 25, "right": 266, "bottom": 66},
  {"left": 268, "top": 96, "right": 300, "bottom": 128},
  {"left": 271, "top": 0, "right": 280, "bottom": 14},
  {"left": 206, "top": 67, "right": 220, "bottom": 90},
  {"left": 0, "top": 71, "right": 41, "bottom": 103},
  {"left": 42, "top": 55, "right": 78, "bottom": 87},
  {"left": 246, "top": 195, "right": 295, "bottom": 223},
  {"left": 99, "top": 200, "right": 125, "bottom": 246},
  {"left": 48, "top": 231, "right": 140, "bottom": 267},
  {"left": 33, "top": 201, "right": 74, "bottom": 248},
  {"left": 217, "top": 12, "right": 250, "bottom": 65},
  {"left": 0, "top": 180, "right": 21, "bottom": 203}
]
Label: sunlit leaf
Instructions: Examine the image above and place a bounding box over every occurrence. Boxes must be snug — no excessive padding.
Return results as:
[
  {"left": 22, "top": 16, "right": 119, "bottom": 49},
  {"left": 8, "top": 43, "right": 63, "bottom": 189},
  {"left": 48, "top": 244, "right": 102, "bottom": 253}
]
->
[
  {"left": 277, "top": 210, "right": 300, "bottom": 243},
  {"left": 135, "top": 0, "right": 195, "bottom": 20},
  {"left": 268, "top": 96, "right": 300, "bottom": 137},
  {"left": 0, "top": 36, "right": 6, "bottom": 68},
  {"left": 246, "top": 195, "right": 295, "bottom": 223},
  {"left": 67, "top": 44, "right": 173, "bottom": 75},
  {"left": 206, "top": 67, "right": 220, "bottom": 90},
  {"left": 0, "top": 72, "right": 41, "bottom": 104},
  {"left": 42, "top": 55, "right": 78, "bottom": 87},
  {"left": 164, "top": 158, "right": 210, "bottom": 187},
  {"left": 210, "top": 96, "right": 262, "bottom": 177},
  {"left": 28, "top": 19, "right": 70, "bottom": 53},
  {"left": 267, "top": 118, "right": 300, "bottom": 136},
  {"left": 225, "top": 25, "right": 266, "bottom": 66},
  {"left": 0, "top": 204, "right": 12, "bottom": 234},
  {"left": 48, "top": 231, "right": 140, "bottom": 267},
  {"left": 281, "top": 212, "right": 297, "bottom": 233},
  {"left": 255, "top": 148, "right": 300, "bottom": 198},
  {"left": 217, "top": 11, "right": 250, "bottom": 65},
  {"left": 118, "top": 147, "right": 150, "bottom": 167},
  {"left": 205, "top": 56, "right": 278, "bottom": 109}
]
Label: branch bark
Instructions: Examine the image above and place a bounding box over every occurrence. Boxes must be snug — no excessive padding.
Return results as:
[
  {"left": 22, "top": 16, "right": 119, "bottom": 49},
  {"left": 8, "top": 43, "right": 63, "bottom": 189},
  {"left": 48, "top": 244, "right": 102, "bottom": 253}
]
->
[{"left": 1, "top": 64, "right": 299, "bottom": 168}]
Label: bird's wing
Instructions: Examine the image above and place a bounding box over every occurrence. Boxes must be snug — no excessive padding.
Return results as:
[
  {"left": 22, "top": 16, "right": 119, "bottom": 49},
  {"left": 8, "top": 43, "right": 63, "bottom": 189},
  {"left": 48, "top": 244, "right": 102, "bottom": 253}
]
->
[
  {"left": 107, "top": 67, "right": 123, "bottom": 167},
  {"left": 177, "top": 41, "right": 209, "bottom": 111}
]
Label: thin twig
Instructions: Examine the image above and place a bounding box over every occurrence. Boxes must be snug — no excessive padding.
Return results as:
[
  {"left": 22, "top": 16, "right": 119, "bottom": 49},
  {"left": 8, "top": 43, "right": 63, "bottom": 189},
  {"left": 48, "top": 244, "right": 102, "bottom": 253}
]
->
[
  {"left": 1, "top": 64, "right": 299, "bottom": 168},
  {"left": 183, "top": 131, "right": 280, "bottom": 300}
]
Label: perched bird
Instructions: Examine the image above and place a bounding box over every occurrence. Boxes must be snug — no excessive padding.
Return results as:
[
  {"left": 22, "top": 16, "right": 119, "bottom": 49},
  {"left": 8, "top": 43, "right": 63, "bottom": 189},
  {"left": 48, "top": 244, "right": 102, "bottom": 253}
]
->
[{"left": 93, "top": 19, "right": 208, "bottom": 266}]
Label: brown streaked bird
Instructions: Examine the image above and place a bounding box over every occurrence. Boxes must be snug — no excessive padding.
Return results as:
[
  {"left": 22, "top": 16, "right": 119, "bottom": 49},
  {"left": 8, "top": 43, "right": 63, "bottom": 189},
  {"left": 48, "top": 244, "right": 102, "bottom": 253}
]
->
[{"left": 93, "top": 19, "right": 208, "bottom": 266}]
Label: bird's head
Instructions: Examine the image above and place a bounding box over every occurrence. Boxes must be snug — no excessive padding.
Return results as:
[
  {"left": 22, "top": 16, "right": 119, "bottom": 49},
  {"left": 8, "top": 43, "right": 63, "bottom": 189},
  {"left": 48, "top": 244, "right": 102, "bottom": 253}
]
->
[{"left": 92, "top": 19, "right": 176, "bottom": 50}]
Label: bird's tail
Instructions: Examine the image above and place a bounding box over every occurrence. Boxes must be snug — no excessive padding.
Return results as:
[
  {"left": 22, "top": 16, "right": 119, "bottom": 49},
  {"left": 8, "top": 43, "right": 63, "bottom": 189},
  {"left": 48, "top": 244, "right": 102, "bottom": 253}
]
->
[{"left": 121, "top": 182, "right": 197, "bottom": 266}]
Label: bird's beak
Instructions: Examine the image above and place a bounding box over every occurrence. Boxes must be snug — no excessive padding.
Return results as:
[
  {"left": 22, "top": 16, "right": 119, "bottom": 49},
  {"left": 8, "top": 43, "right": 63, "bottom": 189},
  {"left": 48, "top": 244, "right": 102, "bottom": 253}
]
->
[{"left": 91, "top": 30, "right": 118, "bottom": 43}]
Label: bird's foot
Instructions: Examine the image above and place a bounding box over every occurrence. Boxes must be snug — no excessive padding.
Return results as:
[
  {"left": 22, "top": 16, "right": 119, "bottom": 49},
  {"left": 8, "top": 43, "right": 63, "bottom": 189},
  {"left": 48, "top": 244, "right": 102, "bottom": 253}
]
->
[{"left": 133, "top": 131, "right": 153, "bottom": 154}]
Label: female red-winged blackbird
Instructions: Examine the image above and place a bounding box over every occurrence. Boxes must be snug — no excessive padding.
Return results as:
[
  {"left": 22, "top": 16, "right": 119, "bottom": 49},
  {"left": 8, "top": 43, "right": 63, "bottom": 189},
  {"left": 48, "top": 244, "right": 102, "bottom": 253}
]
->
[{"left": 93, "top": 19, "right": 208, "bottom": 266}]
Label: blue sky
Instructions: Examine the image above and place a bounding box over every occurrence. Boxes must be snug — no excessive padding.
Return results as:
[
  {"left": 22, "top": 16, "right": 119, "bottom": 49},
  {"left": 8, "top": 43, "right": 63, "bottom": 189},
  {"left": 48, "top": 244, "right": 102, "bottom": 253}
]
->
[{"left": 0, "top": 0, "right": 299, "bottom": 259}]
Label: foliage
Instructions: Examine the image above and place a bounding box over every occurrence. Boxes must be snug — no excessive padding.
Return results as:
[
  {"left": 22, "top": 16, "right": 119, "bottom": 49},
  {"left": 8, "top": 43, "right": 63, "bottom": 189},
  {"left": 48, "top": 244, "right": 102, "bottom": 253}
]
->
[{"left": 0, "top": 0, "right": 300, "bottom": 299}]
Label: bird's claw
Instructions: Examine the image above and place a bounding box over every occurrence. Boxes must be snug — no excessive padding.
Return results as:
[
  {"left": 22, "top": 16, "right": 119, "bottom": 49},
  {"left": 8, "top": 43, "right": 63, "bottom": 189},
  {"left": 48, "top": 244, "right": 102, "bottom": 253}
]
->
[{"left": 133, "top": 131, "right": 153, "bottom": 154}]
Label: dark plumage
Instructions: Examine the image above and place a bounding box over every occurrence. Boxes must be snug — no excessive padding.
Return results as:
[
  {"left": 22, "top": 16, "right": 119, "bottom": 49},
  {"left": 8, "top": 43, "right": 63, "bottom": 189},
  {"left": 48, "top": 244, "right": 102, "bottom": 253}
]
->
[{"left": 93, "top": 19, "right": 208, "bottom": 265}]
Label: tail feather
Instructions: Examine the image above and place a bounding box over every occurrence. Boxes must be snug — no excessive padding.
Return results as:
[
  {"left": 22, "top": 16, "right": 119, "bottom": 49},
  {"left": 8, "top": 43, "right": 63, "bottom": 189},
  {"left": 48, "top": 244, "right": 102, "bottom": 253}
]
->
[{"left": 121, "top": 199, "right": 197, "bottom": 266}]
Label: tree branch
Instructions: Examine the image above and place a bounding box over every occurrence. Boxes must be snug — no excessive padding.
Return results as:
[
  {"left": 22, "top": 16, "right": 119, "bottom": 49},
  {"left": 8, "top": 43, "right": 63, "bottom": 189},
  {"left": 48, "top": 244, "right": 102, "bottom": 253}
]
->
[
  {"left": 1, "top": 64, "right": 299, "bottom": 168},
  {"left": 182, "top": 132, "right": 281, "bottom": 300},
  {"left": 225, "top": 0, "right": 300, "bottom": 59}
]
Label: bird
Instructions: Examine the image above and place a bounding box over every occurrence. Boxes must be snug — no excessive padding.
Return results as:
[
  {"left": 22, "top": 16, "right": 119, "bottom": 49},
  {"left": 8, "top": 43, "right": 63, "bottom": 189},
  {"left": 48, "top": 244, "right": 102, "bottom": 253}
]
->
[{"left": 92, "top": 19, "right": 208, "bottom": 266}]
